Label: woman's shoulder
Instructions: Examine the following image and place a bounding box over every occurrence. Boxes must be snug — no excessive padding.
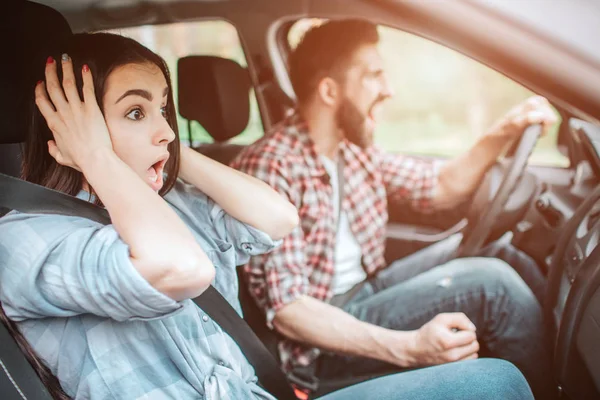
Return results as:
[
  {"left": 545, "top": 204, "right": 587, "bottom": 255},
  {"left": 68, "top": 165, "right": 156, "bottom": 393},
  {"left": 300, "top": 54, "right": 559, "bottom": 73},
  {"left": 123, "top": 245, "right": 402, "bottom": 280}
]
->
[
  {"left": 163, "top": 178, "right": 214, "bottom": 223},
  {"left": 164, "top": 178, "right": 209, "bottom": 204},
  {"left": 0, "top": 209, "right": 102, "bottom": 228},
  {"left": 0, "top": 210, "right": 105, "bottom": 249}
]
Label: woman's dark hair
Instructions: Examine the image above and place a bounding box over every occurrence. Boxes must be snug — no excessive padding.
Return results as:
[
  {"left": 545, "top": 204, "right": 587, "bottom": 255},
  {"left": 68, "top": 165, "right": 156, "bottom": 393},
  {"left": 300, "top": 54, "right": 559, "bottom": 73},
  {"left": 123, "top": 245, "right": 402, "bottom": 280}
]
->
[
  {"left": 0, "top": 32, "right": 182, "bottom": 399},
  {"left": 23, "top": 32, "right": 181, "bottom": 201}
]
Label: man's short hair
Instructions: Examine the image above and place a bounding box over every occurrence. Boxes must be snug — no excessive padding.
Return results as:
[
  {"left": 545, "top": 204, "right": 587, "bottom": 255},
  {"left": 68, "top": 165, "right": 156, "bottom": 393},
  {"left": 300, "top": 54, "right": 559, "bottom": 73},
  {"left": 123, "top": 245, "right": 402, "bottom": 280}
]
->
[{"left": 289, "top": 19, "right": 379, "bottom": 104}]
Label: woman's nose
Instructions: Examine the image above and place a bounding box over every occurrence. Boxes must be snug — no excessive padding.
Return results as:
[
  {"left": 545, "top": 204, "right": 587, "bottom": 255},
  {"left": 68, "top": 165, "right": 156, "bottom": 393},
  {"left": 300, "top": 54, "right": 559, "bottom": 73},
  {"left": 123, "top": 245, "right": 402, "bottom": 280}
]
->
[{"left": 154, "top": 118, "right": 176, "bottom": 145}]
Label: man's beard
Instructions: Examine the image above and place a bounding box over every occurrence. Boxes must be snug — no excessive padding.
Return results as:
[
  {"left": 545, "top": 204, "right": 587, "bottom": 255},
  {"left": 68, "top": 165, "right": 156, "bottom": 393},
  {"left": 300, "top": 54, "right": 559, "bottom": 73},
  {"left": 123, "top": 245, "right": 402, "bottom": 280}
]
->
[{"left": 335, "top": 95, "right": 383, "bottom": 149}]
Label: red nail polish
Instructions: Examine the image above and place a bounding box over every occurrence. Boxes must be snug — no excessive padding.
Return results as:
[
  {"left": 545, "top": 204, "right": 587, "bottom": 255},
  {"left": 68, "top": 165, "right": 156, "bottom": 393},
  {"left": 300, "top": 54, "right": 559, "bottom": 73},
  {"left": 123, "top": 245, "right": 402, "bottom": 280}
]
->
[
  {"left": 37, "top": 80, "right": 43, "bottom": 85},
  {"left": 82, "top": 64, "right": 89, "bottom": 72},
  {"left": 46, "top": 56, "right": 54, "bottom": 64}
]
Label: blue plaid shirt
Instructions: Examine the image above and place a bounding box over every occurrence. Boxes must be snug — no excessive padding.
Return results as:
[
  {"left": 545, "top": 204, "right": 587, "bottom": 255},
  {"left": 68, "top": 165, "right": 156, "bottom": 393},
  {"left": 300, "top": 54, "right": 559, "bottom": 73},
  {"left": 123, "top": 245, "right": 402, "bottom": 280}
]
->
[{"left": 0, "top": 180, "right": 280, "bottom": 400}]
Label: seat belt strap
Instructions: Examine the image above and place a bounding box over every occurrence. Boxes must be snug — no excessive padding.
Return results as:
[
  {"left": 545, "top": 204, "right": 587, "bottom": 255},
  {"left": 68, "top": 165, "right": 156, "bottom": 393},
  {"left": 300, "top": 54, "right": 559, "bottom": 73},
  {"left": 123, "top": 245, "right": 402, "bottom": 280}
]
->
[
  {"left": 0, "top": 173, "right": 298, "bottom": 400},
  {"left": 191, "top": 289, "right": 298, "bottom": 399}
]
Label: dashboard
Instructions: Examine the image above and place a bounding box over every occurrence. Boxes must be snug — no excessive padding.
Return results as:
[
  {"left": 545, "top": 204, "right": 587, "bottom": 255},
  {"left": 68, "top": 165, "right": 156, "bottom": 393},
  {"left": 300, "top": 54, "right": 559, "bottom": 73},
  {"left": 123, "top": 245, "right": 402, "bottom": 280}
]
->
[
  {"left": 553, "top": 120, "right": 600, "bottom": 323},
  {"left": 543, "top": 119, "right": 600, "bottom": 398}
]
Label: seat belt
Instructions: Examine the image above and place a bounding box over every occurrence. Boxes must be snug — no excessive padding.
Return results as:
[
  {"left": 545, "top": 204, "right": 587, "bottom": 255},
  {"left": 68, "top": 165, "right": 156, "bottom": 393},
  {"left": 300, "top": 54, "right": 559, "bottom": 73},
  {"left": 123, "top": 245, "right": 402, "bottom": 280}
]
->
[
  {"left": 0, "top": 319, "right": 54, "bottom": 399},
  {"left": 0, "top": 173, "right": 298, "bottom": 400}
]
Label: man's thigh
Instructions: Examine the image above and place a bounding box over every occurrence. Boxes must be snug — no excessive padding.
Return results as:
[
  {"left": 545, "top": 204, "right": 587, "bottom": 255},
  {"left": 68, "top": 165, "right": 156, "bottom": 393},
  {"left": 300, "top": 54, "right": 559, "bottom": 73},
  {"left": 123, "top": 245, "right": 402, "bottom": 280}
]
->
[
  {"left": 372, "top": 234, "right": 461, "bottom": 293},
  {"left": 376, "top": 232, "right": 545, "bottom": 304},
  {"left": 319, "top": 258, "right": 520, "bottom": 379},
  {"left": 318, "top": 257, "right": 547, "bottom": 394},
  {"left": 345, "top": 256, "right": 536, "bottom": 336}
]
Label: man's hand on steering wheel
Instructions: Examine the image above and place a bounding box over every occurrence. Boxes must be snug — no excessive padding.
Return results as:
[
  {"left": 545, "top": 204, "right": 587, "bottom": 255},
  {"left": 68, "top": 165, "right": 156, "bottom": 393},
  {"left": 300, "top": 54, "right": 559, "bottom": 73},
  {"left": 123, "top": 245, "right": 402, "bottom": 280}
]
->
[
  {"left": 457, "top": 96, "right": 558, "bottom": 258},
  {"left": 485, "top": 95, "right": 558, "bottom": 142}
]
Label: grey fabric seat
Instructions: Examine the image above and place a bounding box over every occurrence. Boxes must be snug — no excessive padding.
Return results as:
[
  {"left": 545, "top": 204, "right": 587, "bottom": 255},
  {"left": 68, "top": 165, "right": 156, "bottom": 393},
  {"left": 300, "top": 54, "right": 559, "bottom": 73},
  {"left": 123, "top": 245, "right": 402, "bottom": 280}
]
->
[
  {"left": 0, "top": 2, "right": 73, "bottom": 398},
  {"left": 178, "top": 55, "right": 254, "bottom": 165}
]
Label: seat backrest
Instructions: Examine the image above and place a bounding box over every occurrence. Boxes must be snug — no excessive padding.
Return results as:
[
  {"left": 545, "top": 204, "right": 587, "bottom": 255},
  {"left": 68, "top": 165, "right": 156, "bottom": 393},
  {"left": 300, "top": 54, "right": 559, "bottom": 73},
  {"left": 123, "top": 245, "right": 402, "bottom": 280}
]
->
[
  {"left": 0, "top": 1, "right": 73, "bottom": 398},
  {"left": 178, "top": 55, "right": 285, "bottom": 358},
  {"left": 177, "top": 55, "right": 253, "bottom": 164},
  {"left": 1, "top": 0, "right": 72, "bottom": 172},
  {"left": 0, "top": 144, "right": 22, "bottom": 178}
]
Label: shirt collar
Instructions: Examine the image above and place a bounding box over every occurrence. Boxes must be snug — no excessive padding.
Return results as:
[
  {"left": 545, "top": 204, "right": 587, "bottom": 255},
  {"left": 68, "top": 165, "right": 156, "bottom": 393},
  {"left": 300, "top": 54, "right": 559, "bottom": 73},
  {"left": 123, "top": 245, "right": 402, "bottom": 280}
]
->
[
  {"left": 286, "top": 111, "right": 360, "bottom": 179},
  {"left": 75, "top": 189, "right": 97, "bottom": 203},
  {"left": 285, "top": 110, "right": 381, "bottom": 181}
]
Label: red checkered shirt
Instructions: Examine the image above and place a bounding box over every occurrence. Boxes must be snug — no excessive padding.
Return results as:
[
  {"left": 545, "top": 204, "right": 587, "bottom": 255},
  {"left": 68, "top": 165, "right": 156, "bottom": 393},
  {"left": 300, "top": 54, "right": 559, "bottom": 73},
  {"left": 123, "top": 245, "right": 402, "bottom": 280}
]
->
[{"left": 230, "top": 112, "right": 441, "bottom": 373}]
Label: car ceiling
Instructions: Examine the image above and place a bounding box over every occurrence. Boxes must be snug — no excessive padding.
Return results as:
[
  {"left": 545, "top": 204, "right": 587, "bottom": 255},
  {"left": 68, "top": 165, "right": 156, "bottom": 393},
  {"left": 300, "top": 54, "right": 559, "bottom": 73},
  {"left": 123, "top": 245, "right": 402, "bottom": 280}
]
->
[
  {"left": 38, "top": 0, "right": 227, "bottom": 13},
  {"left": 35, "top": 0, "right": 600, "bottom": 62},
  {"left": 32, "top": 0, "right": 600, "bottom": 124}
]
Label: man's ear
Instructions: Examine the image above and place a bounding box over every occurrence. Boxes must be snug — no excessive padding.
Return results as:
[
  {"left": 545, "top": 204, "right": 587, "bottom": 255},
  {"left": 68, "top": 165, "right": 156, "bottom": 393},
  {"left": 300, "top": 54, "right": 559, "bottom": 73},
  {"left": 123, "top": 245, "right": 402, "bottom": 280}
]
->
[{"left": 316, "top": 77, "right": 339, "bottom": 107}]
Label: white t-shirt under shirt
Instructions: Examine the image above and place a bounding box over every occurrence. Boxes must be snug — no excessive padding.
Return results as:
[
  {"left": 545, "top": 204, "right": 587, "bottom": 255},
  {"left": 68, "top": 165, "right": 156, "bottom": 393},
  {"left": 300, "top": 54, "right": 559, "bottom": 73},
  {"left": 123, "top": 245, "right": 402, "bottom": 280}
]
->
[{"left": 320, "top": 155, "right": 367, "bottom": 295}]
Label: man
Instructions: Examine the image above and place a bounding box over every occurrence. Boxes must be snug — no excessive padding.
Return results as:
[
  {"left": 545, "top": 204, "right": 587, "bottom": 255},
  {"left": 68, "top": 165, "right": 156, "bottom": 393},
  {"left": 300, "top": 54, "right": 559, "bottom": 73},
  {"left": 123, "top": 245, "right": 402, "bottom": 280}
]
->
[{"left": 231, "top": 19, "right": 556, "bottom": 399}]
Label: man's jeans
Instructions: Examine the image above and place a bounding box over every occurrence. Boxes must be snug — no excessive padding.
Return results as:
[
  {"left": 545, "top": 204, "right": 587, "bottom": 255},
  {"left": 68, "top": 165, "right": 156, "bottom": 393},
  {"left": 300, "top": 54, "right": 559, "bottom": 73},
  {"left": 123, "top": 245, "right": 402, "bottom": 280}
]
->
[
  {"left": 319, "top": 359, "right": 534, "bottom": 400},
  {"left": 316, "top": 234, "right": 553, "bottom": 399}
]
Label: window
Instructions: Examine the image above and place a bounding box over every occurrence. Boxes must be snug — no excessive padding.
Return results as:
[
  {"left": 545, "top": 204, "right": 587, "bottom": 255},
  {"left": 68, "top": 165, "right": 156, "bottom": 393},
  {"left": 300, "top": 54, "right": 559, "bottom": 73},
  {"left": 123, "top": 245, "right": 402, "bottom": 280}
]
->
[
  {"left": 288, "top": 19, "right": 568, "bottom": 167},
  {"left": 108, "top": 21, "right": 263, "bottom": 146}
]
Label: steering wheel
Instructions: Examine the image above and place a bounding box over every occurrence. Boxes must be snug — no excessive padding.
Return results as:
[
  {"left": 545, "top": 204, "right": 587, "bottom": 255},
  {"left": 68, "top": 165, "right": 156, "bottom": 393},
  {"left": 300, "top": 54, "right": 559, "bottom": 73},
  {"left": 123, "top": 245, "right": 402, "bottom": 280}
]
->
[{"left": 457, "top": 124, "right": 543, "bottom": 257}]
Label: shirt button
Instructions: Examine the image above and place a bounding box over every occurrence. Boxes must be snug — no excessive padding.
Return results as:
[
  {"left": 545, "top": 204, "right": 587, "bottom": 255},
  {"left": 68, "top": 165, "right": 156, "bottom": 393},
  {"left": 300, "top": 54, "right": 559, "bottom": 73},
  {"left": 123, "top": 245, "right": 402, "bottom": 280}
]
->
[
  {"left": 242, "top": 243, "right": 253, "bottom": 251},
  {"left": 202, "top": 315, "right": 209, "bottom": 322},
  {"left": 218, "top": 361, "right": 225, "bottom": 366}
]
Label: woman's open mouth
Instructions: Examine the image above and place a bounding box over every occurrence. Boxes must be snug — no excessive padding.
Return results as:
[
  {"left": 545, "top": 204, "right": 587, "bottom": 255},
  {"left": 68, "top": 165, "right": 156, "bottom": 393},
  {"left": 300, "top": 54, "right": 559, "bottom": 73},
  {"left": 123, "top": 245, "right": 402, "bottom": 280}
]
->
[{"left": 146, "top": 154, "right": 169, "bottom": 191}]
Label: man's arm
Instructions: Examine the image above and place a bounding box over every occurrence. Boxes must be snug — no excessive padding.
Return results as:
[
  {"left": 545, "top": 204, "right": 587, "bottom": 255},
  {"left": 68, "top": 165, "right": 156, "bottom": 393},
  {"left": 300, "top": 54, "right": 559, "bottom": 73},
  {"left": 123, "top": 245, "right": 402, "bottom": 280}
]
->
[
  {"left": 433, "top": 96, "right": 558, "bottom": 210},
  {"left": 433, "top": 133, "right": 509, "bottom": 210},
  {"left": 273, "top": 296, "right": 480, "bottom": 368},
  {"left": 380, "top": 96, "right": 557, "bottom": 212}
]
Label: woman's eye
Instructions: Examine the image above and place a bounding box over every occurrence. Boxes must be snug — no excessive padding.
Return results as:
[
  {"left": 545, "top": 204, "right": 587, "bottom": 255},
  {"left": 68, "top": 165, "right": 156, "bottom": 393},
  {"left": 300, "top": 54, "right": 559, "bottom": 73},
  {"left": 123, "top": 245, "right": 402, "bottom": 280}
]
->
[
  {"left": 160, "top": 106, "right": 168, "bottom": 119},
  {"left": 126, "top": 108, "right": 144, "bottom": 121}
]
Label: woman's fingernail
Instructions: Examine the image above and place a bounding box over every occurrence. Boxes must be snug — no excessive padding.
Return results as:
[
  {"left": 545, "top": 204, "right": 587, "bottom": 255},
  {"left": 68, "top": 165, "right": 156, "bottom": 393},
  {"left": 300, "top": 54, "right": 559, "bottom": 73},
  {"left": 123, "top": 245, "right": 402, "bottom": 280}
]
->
[
  {"left": 46, "top": 56, "right": 54, "bottom": 64},
  {"left": 37, "top": 80, "right": 43, "bottom": 85},
  {"left": 61, "top": 53, "right": 69, "bottom": 62},
  {"left": 82, "top": 64, "right": 89, "bottom": 72}
]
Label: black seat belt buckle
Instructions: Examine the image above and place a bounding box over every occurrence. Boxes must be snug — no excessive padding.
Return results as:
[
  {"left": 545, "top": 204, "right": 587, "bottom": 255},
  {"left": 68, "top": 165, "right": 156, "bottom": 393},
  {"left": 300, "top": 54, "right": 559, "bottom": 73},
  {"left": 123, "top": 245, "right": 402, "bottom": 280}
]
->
[{"left": 287, "top": 370, "right": 319, "bottom": 393}]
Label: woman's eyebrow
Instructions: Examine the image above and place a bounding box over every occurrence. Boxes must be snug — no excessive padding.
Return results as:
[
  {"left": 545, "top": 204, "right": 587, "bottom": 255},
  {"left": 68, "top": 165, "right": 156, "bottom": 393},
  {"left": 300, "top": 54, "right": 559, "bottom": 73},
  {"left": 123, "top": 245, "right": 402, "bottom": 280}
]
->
[
  {"left": 116, "top": 87, "right": 169, "bottom": 104},
  {"left": 116, "top": 89, "right": 152, "bottom": 104}
]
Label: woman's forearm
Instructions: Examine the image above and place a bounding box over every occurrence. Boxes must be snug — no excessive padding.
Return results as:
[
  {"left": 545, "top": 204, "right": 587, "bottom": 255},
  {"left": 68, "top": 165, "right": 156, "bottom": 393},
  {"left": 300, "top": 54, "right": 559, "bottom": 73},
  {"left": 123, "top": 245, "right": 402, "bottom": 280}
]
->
[
  {"left": 81, "top": 148, "right": 215, "bottom": 300},
  {"left": 179, "top": 146, "right": 298, "bottom": 240}
]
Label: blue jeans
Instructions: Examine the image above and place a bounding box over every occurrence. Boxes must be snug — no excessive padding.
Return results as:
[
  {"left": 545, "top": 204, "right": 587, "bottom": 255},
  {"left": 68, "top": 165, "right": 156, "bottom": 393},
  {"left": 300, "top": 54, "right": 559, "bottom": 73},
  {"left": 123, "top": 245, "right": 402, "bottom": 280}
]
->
[
  {"left": 318, "top": 359, "right": 534, "bottom": 400},
  {"left": 317, "top": 234, "right": 553, "bottom": 399}
]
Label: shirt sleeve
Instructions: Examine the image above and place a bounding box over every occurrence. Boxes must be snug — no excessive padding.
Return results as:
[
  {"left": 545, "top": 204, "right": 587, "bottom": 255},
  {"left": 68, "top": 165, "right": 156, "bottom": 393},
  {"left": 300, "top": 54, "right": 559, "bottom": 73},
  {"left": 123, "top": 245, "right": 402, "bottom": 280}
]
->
[
  {"left": 373, "top": 146, "right": 443, "bottom": 211},
  {"left": 165, "top": 179, "right": 282, "bottom": 266},
  {"left": 0, "top": 213, "right": 183, "bottom": 322},
  {"left": 208, "top": 201, "right": 282, "bottom": 266},
  {"left": 232, "top": 150, "right": 310, "bottom": 326}
]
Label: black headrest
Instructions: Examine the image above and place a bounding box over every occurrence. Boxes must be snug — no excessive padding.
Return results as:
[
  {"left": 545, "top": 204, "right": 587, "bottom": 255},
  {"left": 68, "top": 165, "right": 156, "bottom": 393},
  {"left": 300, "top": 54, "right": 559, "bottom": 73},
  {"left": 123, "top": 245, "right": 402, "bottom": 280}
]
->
[
  {"left": 1, "top": 1, "right": 72, "bottom": 144},
  {"left": 178, "top": 56, "right": 251, "bottom": 143}
]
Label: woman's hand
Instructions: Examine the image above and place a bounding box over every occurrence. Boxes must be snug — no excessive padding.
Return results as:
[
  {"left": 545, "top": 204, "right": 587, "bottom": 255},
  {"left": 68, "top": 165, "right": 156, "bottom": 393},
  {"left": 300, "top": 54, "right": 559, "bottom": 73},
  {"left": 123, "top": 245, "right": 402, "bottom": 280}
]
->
[{"left": 34, "top": 54, "right": 113, "bottom": 172}]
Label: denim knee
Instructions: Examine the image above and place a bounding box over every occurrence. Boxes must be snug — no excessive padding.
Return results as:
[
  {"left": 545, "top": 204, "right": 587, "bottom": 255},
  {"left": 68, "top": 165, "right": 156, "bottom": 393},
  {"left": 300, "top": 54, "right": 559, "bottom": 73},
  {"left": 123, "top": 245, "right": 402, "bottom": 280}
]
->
[
  {"left": 456, "top": 359, "right": 534, "bottom": 399},
  {"left": 483, "top": 258, "right": 538, "bottom": 302},
  {"left": 443, "top": 257, "right": 539, "bottom": 316},
  {"left": 453, "top": 257, "right": 534, "bottom": 298}
]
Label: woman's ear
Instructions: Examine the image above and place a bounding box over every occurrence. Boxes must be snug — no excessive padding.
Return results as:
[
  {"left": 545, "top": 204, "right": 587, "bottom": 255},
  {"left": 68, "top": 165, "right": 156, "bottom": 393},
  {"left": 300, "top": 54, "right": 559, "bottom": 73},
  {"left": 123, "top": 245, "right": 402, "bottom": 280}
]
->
[{"left": 316, "top": 77, "right": 339, "bottom": 107}]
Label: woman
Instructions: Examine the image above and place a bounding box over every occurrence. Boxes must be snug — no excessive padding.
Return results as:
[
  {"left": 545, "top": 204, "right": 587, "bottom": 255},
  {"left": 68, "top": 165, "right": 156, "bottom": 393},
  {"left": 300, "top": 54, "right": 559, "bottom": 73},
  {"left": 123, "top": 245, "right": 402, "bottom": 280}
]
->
[{"left": 0, "top": 32, "right": 533, "bottom": 400}]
